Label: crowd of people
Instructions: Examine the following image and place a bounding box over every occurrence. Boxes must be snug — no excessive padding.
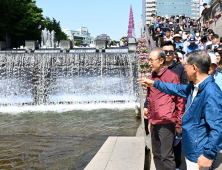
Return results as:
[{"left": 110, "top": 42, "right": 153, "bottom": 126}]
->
[
  {"left": 140, "top": 5, "right": 222, "bottom": 170},
  {"left": 148, "top": 10, "right": 222, "bottom": 69}
]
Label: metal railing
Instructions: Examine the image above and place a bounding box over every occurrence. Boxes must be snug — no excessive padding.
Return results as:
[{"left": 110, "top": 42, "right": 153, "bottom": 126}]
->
[{"left": 196, "top": 0, "right": 222, "bottom": 28}]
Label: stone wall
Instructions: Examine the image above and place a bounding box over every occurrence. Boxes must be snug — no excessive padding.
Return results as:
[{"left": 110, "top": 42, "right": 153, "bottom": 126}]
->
[{"left": 209, "top": 16, "right": 222, "bottom": 37}]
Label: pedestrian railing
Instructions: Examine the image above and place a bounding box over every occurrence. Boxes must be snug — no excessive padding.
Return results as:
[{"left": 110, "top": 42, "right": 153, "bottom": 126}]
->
[{"left": 196, "top": 0, "right": 222, "bottom": 29}]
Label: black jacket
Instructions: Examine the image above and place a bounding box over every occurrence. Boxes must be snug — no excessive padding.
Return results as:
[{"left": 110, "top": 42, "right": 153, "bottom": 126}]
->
[{"left": 144, "top": 61, "right": 188, "bottom": 108}]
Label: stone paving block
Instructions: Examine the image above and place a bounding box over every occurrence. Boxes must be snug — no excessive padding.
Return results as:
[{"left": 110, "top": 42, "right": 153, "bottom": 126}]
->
[
  {"left": 84, "top": 136, "right": 145, "bottom": 170},
  {"left": 84, "top": 153, "right": 111, "bottom": 170},
  {"left": 99, "top": 137, "right": 117, "bottom": 153}
]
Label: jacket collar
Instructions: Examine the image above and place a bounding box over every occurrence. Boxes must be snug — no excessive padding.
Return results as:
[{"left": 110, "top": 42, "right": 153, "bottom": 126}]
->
[
  {"left": 153, "top": 65, "right": 168, "bottom": 77},
  {"left": 196, "top": 75, "right": 214, "bottom": 93}
]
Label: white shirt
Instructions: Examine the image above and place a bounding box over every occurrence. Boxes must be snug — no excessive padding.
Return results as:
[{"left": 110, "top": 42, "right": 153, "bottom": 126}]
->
[
  {"left": 204, "top": 40, "right": 212, "bottom": 50},
  {"left": 192, "top": 76, "right": 210, "bottom": 102}
]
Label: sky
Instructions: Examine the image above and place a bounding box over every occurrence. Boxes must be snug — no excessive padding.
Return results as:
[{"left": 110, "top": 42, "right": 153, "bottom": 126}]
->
[
  {"left": 36, "top": 0, "right": 142, "bottom": 40},
  {"left": 36, "top": 0, "right": 210, "bottom": 40}
]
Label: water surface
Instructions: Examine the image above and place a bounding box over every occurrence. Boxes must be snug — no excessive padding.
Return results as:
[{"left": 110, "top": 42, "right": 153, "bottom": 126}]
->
[{"left": 0, "top": 104, "right": 140, "bottom": 169}]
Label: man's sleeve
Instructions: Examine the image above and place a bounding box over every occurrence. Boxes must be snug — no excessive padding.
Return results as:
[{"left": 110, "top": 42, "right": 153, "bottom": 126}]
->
[
  {"left": 153, "top": 81, "right": 190, "bottom": 98},
  {"left": 172, "top": 76, "right": 186, "bottom": 128},
  {"left": 203, "top": 95, "right": 222, "bottom": 160}
]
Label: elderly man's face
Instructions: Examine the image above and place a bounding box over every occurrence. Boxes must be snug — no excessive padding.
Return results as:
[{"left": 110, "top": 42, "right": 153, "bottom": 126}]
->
[
  {"left": 184, "top": 61, "right": 195, "bottom": 81},
  {"left": 148, "top": 51, "right": 164, "bottom": 72}
]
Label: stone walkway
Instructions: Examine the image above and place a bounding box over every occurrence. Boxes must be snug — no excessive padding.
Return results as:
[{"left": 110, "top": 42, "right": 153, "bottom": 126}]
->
[{"left": 84, "top": 136, "right": 145, "bottom": 170}]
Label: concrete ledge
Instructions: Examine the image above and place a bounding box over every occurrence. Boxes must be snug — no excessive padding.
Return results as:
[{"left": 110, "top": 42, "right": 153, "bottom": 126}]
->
[{"left": 84, "top": 136, "right": 145, "bottom": 170}]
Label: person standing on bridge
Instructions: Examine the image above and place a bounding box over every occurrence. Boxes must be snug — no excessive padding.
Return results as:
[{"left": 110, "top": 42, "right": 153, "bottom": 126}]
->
[
  {"left": 142, "top": 48, "right": 186, "bottom": 170},
  {"left": 138, "top": 50, "right": 222, "bottom": 170}
]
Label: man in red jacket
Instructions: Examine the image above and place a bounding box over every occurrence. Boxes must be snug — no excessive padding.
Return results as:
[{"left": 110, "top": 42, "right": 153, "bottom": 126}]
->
[{"left": 145, "top": 48, "right": 186, "bottom": 170}]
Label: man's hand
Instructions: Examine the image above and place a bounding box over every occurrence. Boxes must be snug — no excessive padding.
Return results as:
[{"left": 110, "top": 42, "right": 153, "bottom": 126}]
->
[
  {"left": 148, "top": 123, "right": 151, "bottom": 135},
  {"left": 197, "top": 155, "right": 213, "bottom": 169},
  {"left": 175, "top": 127, "right": 182, "bottom": 134},
  {"left": 137, "top": 79, "right": 154, "bottom": 88},
  {"left": 143, "top": 108, "right": 148, "bottom": 119}
]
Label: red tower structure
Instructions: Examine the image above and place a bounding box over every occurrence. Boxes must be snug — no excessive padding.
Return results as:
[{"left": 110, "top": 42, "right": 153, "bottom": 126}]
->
[{"left": 127, "top": 5, "right": 135, "bottom": 39}]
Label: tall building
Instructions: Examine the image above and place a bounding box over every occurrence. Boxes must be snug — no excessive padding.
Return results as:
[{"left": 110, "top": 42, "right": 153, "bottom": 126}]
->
[
  {"left": 62, "top": 27, "right": 94, "bottom": 45},
  {"left": 156, "top": 0, "right": 201, "bottom": 20},
  {"left": 137, "top": 20, "right": 143, "bottom": 38},
  {"left": 142, "top": 0, "right": 157, "bottom": 27}
]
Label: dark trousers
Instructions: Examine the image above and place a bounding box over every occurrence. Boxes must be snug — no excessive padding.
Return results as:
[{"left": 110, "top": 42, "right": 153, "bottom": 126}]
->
[
  {"left": 144, "top": 118, "right": 149, "bottom": 135},
  {"left": 173, "top": 140, "right": 182, "bottom": 168},
  {"left": 151, "top": 123, "right": 176, "bottom": 170}
]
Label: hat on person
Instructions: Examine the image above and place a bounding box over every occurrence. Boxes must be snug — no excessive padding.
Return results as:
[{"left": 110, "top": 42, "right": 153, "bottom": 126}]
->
[
  {"left": 165, "top": 16, "right": 169, "bottom": 20},
  {"left": 171, "top": 15, "right": 175, "bottom": 18},
  {"left": 162, "top": 23, "right": 169, "bottom": 29},
  {"left": 176, "top": 17, "right": 179, "bottom": 20},
  {"left": 169, "top": 22, "right": 173, "bottom": 25},
  {"left": 174, "top": 133, "right": 182, "bottom": 146},
  {"left": 173, "top": 34, "right": 182, "bottom": 40},
  {"left": 193, "top": 23, "right": 197, "bottom": 26},
  {"left": 184, "top": 28, "right": 190, "bottom": 32},
  {"left": 182, "top": 14, "right": 185, "bottom": 17},
  {"left": 161, "top": 16, "right": 164, "bottom": 18},
  {"left": 179, "top": 15, "right": 182, "bottom": 17},
  {"left": 188, "top": 37, "right": 198, "bottom": 43},
  {"left": 159, "top": 22, "right": 164, "bottom": 25},
  {"left": 203, "top": 3, "right": 207, "bottom": 6},
  {"left": 208, "top": 52, "right": 217, "bottom": 66}
]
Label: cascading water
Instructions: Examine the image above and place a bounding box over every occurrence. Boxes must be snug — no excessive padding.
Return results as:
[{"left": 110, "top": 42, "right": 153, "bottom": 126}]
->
[
  {"left": 0, "top": 50, "right": 140, "bottom": 169},
  {"left": 0, "top": 52, "right": 138, "bottom": 106}
]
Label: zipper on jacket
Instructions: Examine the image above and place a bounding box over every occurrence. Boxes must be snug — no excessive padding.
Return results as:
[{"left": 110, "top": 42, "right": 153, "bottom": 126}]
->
[
  {"left": 182, "top": 89, "right": 194, "bottom": 119},
  {"left": 195, "top": 139, "right": 197, "bottom": 147}
]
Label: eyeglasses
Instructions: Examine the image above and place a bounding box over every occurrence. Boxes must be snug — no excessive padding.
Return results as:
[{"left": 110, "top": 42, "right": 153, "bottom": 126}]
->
[
  {"left": 149, "top": 59, "right": 159, "bottom": 63},
  {"left": 164, "top": 50, "right": 174, "bottom": 55}
]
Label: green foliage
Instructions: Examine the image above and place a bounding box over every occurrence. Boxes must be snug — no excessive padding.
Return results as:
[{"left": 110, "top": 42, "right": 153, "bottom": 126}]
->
[
  {"left": 121, "top": 36, "right": 127, "bottom": 41},
  {"left": 0, "top": 0, "right": 44, "bottom": 42},
  {"left": 0, "top": 0, "right": 68, "bottom": 46},
  {"left": 75, "top": 40, "right": 81, "bottom": 47},
  {"left": 113, "top": 40, "right": 116, "bottom": 45},
  {"left": 42, "top": 17, "right": 68, "bottom": 42}
]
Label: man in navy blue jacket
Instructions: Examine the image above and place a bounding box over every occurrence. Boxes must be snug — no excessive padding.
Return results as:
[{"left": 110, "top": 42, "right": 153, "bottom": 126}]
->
[{"left": 138, "top": 50, "right": 222, "bottom": 170}]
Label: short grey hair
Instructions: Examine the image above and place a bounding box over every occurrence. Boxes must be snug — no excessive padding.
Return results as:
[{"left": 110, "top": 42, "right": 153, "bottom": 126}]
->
[
  {"left": 187, "top": 50, "right": 211, "bottom": 74},
  {"left": 152, "top": 47, "right": 166, "bottom": 65}
]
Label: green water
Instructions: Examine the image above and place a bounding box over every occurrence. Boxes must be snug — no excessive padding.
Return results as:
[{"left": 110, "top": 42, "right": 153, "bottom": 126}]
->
[{"left": 0, "top": 105, "right": 141, "bottom": 169}]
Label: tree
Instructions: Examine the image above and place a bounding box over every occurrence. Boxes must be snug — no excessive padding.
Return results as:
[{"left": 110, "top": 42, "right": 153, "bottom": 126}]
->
[
  {"left": 0, "top": 0, "right": 68, "bottom": 48},
  {"left": 75, "top": 40, "right": 81, "bottom": 47},
  {"left": 0, "top": 0, "right": 44, "bottom": 46},
  {"left": 120, "top": 36, "right": 127, "bottom": 42},
  {"left": 42, "top": 17, "right": 68, "bottom": 42}
]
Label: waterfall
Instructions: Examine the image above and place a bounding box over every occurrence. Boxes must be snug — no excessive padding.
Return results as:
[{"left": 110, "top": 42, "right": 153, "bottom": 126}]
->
[{"left": 0, "top": 52, "right": 138, "bottom": 106}]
